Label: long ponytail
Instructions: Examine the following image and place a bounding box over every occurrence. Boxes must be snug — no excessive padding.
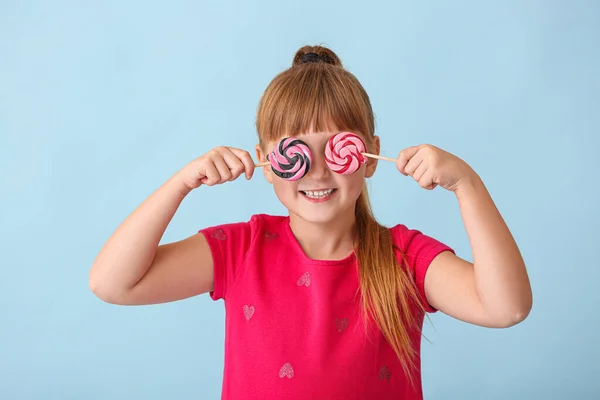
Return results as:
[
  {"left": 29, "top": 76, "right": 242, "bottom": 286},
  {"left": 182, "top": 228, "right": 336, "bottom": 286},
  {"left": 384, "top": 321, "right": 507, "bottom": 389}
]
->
[{"left": 355, "top": 186, "right": 426, "bottom": 381}]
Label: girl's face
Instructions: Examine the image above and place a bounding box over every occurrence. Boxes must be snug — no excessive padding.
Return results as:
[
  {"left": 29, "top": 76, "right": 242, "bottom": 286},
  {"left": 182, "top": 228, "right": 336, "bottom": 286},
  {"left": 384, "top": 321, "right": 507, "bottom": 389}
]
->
[{"left": 256, "top": 129, "right": 380, "bottom": 225}]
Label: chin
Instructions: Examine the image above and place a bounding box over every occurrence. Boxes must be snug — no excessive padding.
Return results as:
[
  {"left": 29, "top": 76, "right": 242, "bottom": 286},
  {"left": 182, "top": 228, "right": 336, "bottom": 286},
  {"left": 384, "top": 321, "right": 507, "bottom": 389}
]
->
[
  {"left": 293, "top": 208, "right": 340, "bottom": 224},
  {"left": 289, "top": 199, "right": 356, "bottom": 226}
]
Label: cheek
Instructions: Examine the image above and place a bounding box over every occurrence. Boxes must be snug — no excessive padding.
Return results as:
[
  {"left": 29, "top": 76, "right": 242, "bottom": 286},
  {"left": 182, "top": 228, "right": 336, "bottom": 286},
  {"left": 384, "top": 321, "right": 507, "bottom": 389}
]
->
[
  {"left": 348, "top": 177, "right": 366, "bottom": 195},
  {"left": 336, "top": 170, "right": 366, "bottom": 195},
  {"left": 272, "top": 179, "right": 298, "bottom": 200}
]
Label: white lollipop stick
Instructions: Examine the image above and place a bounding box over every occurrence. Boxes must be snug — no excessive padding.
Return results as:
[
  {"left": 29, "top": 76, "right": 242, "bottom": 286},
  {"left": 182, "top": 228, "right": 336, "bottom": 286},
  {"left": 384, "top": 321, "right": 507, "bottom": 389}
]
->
[{"left": 361, "top": 152, "right": 397, "bottom": 163}]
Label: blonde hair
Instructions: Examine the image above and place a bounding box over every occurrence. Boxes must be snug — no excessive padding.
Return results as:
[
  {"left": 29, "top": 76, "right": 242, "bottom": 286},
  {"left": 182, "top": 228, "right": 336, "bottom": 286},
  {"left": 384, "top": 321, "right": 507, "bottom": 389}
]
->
[{"left": 255, "top": 45, "right": 427, "bottom": 380}]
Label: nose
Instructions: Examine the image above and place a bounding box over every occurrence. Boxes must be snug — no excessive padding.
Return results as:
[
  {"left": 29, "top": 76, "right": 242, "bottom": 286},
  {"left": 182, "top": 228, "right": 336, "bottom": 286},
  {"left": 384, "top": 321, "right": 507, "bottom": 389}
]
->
[{"left": 305, "top": 150, "right": 330, "bottom": 180}]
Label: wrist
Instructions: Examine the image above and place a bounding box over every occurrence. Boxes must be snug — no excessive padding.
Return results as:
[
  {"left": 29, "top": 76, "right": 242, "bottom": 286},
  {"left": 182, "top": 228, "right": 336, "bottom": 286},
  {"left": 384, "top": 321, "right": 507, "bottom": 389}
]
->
[
  {"left": 169, "top": 171, "right": 194, "bottom": 197},
  {"left": 454, "top": 170, "right": 484, "bottom": 198}
]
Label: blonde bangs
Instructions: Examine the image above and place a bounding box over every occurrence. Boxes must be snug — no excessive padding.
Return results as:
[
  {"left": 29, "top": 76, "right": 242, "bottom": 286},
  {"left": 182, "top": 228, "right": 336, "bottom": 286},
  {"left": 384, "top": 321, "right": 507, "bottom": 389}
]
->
[{"left": 256, "top": 64, "right": 374, "bottom": 146}]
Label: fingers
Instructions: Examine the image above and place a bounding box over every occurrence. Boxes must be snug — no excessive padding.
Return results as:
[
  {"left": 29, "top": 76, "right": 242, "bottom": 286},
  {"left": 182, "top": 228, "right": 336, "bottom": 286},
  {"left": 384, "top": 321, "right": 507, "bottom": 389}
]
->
[
  {"left": 412, "top": 162, "right": 427, "bottom": 182},
  {"left": 396, "top": 146, "right": 420, "bottom": 176},
  {"left": 406, "top": 155, "right": 433, "bottom": 188},
  {"left": 221, "top": 148, "right": 247, "bottom": 182},
  {"left": 228, "top": 147, "right": 255, "bottom": 180},
  {"left": 397, "top": 145, "right": 438, "bottom": 190},
  {"left": 418, "top": 171, "right": 437, "bottom": 190},
  {"left": 202, "top": 161, "right": 221, "bottom": 186},
  {"left": 202, "top": 147, "right": 256, "bottom": 186},
  {"left": 404, "top": 155, "right": 423, "bottom": 177},
  {"left": 212, "top": 155, "right": 233, "bottom": 183}
]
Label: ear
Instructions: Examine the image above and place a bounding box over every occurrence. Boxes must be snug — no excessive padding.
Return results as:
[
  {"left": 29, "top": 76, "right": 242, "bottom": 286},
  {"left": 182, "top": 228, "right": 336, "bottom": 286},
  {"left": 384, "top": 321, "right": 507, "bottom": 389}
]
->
[
  {"left": 255, "top": 144, "right": 273, "bottom": 184},
  {"left": 365, "top": 135, "right": 380, "bottom": 178}
]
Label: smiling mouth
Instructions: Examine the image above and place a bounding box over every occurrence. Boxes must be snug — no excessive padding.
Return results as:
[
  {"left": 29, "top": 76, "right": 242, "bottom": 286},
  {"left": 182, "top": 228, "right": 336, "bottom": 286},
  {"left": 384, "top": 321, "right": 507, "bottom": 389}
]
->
[{"left": 300, "top": 189, "right": 337, "bottom": 199}]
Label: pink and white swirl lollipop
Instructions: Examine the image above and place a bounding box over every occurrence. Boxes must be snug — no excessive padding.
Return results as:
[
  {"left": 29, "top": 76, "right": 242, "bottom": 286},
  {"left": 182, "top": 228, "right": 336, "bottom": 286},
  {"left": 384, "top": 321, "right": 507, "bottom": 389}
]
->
[
  {"left": 325, "top": 132, "right": 368, "bottom": 174},
  {"left": 325, "top": 132, "right": 398, "bottom": 173},
  {"left": 266, "top": 137, "right": 312, "bottom": 180}
]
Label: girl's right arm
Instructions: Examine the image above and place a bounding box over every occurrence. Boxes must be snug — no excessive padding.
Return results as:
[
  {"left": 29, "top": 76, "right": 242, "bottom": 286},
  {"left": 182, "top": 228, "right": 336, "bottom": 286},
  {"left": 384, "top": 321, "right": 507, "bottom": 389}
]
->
[{"left": 89, "top": 146, "right": 256, "bottom": 306}]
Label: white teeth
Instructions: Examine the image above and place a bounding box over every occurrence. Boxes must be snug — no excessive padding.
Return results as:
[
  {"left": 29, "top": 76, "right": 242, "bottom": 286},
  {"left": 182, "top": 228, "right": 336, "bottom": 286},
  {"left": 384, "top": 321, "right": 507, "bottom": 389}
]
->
[{"left": 303, "top": 189, "right": 334, "bottom": 198}]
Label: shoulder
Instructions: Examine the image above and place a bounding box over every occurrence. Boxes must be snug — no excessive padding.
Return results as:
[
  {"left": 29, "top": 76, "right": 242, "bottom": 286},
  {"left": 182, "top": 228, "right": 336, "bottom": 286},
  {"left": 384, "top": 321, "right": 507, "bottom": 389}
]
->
[
  {"left": 388, "top": 223, "right": 434, "bottom": 249},
  {"left": 197, "top": 214, "right": 290, "bottom": 301},
  {"left": 387, "top": 223, "right": 454, "bottom": 272}
]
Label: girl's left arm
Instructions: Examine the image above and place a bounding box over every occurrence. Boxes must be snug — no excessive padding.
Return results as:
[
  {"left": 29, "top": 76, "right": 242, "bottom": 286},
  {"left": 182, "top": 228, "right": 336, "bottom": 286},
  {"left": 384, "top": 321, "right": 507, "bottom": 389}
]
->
[{"left": 396, "top": 144, "right": 533, "bottom": 328}]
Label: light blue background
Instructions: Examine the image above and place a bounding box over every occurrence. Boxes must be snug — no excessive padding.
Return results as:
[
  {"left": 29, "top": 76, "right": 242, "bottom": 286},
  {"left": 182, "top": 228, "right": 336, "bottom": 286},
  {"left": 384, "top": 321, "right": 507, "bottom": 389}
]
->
[{"left": 1, "top": 1, "right": 598, "bottom": 399}]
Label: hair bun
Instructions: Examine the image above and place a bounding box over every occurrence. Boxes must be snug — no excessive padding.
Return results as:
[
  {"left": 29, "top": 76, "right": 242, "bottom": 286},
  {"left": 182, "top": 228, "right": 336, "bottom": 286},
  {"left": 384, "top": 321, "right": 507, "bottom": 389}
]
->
[
  {"left": 293, "top": 45, "right": 342, "bottom": 67},
  {"left": 301, "top": 52, "right": 321, "bottom": 63}
]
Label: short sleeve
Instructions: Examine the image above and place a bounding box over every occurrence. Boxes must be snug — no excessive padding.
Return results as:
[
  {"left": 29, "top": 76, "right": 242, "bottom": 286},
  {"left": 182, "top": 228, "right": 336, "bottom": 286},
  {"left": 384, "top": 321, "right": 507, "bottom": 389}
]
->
[
  {"left": 198, "top": 215, "right": 260, "bottom": 301},
  {"left": 390, "top": 224, "right": 455, "bottom": 313}
]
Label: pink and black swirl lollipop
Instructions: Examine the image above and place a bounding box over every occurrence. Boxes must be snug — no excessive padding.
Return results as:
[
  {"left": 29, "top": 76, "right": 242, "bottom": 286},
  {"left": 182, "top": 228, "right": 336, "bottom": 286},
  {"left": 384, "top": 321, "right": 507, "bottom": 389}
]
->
[
  {"left": 267, "top": 137, "right": 312, "bottom": 180},
  {"left": 325, "top": 132, "right": 368, "bottom": 174}
]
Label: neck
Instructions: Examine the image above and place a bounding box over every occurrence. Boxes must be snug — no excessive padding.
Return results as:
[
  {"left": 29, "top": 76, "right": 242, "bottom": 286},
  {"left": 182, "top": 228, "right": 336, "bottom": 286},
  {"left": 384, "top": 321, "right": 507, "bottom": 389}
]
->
[{"left": 288, "top": 209, "right": 357, "bottom": 261}]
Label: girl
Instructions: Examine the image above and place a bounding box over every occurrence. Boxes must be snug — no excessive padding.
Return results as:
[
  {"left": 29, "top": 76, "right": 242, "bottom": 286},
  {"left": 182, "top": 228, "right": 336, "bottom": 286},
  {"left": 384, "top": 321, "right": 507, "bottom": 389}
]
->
[{"left": 89, "top": 45, "right": 532, "bottom": 399}]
